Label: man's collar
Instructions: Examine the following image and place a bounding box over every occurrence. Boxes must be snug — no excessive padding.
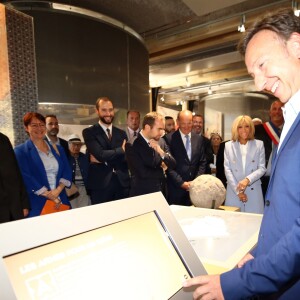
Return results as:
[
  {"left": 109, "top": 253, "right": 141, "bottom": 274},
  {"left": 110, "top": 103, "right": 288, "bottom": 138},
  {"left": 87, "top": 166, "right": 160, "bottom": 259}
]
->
[
  {"left": 99, "top": 121, "right": 112, "bottom": 132},
  {"left": 140, "top": 130, "right": 150, "bottom": 144},
  {"left": 179, "top": 129, "right": 191, "bottom": 138}
]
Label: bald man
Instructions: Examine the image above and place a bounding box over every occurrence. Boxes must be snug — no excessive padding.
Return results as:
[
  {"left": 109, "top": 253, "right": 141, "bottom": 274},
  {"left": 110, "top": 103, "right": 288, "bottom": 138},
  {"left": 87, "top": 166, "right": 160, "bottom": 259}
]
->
[{"left": 166, "top": 110, "right": 206, "bottom": 206}]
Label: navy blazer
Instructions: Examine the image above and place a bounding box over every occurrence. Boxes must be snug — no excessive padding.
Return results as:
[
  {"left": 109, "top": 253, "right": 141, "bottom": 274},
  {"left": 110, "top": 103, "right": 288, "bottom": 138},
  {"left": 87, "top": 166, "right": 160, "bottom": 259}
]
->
[
  {"left": 82, "top": 123, "right": 130, "bottom": 190},
  {"left": 125, "top": 135, "right": 175, "bottom": 196},
  {"left": 221, "top": 113, "right": 300, "bottom": 298},
  {"left": 166, "top": 130, "right": 206, "bottom": 188},
  {"left": 68, "top": 152, "right": 89, "bottom": 188},
  {"left": 14, "top": 139, "right": 72, "bottom": 217}
]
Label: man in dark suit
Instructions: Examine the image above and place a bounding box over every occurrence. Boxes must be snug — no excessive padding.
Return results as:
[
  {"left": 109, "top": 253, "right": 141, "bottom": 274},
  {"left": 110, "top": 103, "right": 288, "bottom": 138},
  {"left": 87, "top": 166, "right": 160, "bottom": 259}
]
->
[
  {"left": 0, "top": 132, "right": 30, "bottom": 223},
  {"left": 125, "top": 110, "right": 140, "bottom": 144},
  {"left": 166, "top": 110, "right": 206, "bottom": 206},
  {"left": 192, "top": 114, "right": 211, "bottom": 174},
  {"left": 254, "top": 100, "right": 284, "bottom": 197},
  {"left": 216, "top": 140, "right": 227, "bottom": 188},
  {"left": 45, "top": 114, "right": 69, "bottom": 156},
  {"left": 82, "top": 97, "right": 129, "bottom": 204},
  {"left": 125, "top": 112, "right": 175, "bottom": 197},
  {"left": 162, "top": 116, "right": 176, "bottom": 145}
]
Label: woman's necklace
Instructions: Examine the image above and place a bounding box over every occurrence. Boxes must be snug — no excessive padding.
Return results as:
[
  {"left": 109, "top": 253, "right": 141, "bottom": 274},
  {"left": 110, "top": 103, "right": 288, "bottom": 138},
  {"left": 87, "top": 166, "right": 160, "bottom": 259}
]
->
[{"left": 34, "top": 140, "right": 49, "bottom": 154}]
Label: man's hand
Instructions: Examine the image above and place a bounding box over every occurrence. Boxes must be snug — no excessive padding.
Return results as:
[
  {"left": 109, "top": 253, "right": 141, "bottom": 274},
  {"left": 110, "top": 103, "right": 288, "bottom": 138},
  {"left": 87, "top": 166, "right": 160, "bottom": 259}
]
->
[
  {"left": 181, "top": 181, "right": 191, "bottom": 190},
  {"left": 90, "top": 154, "right": 101, "bottom": 163},
  {"left": 149, "top": 139, "right": 164, "bottom": 156},
  {"left": 237, "top": 252, "right": 254, "bottom": 268},
  {"left": 23, "top": 209, "right": 29, "bottom": 217},
  {"left": 183, "top": 275, "right": 224, "bottom": 300},
  {"left": 122, "top": 139, "right": 126, "bottom": 152}
]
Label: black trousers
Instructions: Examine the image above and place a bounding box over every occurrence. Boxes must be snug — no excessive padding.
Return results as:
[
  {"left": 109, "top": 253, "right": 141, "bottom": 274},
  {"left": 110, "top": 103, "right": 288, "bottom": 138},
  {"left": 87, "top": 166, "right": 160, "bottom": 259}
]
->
[{"left": 90, "top": 174, "right": 129, "bottom": 205}]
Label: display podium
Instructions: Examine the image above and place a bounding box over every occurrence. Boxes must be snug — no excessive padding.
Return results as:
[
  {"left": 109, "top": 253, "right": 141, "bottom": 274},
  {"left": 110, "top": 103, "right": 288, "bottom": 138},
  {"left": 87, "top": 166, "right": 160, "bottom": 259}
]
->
[
  {"left": 171, "top": 205, "right": 263, "bottom": 274},
  {"left": 0, "top": 192, "right": 206, "bottom": 300}
]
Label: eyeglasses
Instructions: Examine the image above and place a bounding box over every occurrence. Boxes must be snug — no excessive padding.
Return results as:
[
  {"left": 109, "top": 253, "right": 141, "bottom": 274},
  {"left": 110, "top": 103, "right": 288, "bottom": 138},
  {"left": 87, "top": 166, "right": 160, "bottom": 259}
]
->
[{"left": 29, "top": 123, "right": 46, "bottom": 128}]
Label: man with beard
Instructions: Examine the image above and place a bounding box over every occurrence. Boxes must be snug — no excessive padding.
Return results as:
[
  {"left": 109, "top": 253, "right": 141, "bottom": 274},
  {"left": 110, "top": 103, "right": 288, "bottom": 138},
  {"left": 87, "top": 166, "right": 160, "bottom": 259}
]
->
[
  {"left": 255, "top": 100, "right": 284, "bottom": 198},
  {"left": 125, "top": 112, "right": 175, "bottom": 197},
  {"left": 82, "top": 97, "right": 129, "bottom": 204},
  {"left": 45, "top": 114, "right": 69, "bottom": 156},
  {"left": 164, "top": 116, "right": 176, "bottom": 134}
]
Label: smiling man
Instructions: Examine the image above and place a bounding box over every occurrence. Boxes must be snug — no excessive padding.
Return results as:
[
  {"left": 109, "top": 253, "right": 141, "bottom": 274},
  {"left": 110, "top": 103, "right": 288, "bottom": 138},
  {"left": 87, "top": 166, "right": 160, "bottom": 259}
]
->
[
  {"left": 183, "top": 8, "right": 300, "bottom": 299},
  {"left": 166, "top": 110, "right": 206, "bottom": 206},
  {"left": 82, "top": 97, "right": 129, "bottom": 204}
]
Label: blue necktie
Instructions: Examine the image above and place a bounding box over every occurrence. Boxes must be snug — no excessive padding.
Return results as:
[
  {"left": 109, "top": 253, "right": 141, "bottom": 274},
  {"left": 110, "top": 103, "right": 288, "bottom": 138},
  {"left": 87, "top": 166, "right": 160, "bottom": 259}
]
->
[{"left": 185, "top": 135, "right": 191, "bottom": 160}]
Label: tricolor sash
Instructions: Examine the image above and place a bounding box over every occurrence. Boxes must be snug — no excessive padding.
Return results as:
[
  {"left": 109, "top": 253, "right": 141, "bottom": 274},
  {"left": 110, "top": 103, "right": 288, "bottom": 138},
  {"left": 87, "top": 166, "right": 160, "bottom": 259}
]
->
[{"left": 262, "top": 122, "right": 280, "bottom": 145}]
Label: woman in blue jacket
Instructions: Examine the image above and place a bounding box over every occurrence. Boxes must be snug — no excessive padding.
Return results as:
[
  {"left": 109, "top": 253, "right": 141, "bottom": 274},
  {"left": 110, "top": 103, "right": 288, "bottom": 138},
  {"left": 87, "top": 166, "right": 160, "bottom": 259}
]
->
[{"left": 14, "top": 112, "right": 72, "bottom": 217}]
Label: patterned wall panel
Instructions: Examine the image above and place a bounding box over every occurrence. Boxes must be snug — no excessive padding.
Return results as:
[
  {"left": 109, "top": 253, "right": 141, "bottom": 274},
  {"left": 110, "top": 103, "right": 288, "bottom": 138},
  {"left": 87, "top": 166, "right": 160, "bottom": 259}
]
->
[{"left": 0, "top": 4, "right": 38, "bottom": 146}]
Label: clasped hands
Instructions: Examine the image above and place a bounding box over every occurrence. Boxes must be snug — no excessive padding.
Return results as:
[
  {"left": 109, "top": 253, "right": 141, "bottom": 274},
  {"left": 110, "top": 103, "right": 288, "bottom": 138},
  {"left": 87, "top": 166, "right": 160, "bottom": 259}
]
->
[
  {"left": 42, "top": 184, "right": 64, "bottom": 207},
  {"left": 236, "top": 178, "right": 250, "bottom": 203}
]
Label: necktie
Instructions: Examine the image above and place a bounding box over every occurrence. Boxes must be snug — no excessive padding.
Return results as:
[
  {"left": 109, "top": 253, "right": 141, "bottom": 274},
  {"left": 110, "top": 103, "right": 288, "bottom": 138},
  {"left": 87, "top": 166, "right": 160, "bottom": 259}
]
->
[
  {"left": 106, "top": 128, "right": 112, "bottom": 141},
  {"left": 133, "top": 131, "right": 137, "bottom": 137},
  {"left": 185, "top": 135, "right": 191, "bottom": 160}
]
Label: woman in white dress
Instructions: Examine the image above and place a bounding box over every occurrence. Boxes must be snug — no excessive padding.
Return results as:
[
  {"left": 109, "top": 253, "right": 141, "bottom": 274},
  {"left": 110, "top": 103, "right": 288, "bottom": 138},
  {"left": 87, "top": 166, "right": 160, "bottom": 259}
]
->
[{"left": 224, "top": 115, "right": 266, "bottom": 213}]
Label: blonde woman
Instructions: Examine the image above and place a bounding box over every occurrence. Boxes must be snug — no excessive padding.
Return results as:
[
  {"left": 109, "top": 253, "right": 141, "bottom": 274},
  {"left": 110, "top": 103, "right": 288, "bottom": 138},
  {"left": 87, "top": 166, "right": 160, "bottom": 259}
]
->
[{"left": 224, "top": 115, "right": 266, "bottom": 213}]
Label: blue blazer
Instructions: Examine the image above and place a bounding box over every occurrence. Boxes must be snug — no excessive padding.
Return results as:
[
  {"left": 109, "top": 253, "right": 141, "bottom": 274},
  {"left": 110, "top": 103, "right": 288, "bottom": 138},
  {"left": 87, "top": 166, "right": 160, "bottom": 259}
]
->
[
  {"left": 221, "top": 113, "right": 300, "bottom": 299},
  {"left": 224, "top": 139, "right": 266, "bottom": 213},
  {"left": 14, "top": 139, "right": 72, "bottom": 217}
]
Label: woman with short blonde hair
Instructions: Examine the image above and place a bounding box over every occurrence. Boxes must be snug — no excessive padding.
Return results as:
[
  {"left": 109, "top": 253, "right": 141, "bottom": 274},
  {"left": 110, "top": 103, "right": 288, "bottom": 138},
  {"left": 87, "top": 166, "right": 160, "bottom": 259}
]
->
[
  {"left": 224, "top": 115, "right": 266, "bottom": 213},
  {"left": 231, "top": 115, "right": 255, "bottom": 142}
]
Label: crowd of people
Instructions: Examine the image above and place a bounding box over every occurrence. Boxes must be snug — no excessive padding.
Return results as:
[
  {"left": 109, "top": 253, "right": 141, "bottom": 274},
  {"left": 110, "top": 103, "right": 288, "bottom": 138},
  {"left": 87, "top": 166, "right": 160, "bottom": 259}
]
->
[
  {"left": 0, "top": 94, "right": 281, "bottom": 221},
  {"left": 0, "top": 6, "right": 298, "bottom": 299}
]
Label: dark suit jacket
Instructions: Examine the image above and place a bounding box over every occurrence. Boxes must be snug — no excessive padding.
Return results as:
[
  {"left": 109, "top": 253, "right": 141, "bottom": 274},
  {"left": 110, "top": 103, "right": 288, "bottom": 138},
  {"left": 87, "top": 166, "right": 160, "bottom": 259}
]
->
[
  {"left": 125, "top": 135, "right": 175, "bottom": 196},
  {"left": 59, "top": 137, "right": 69, "bottom": 157},
  {"left": 200, "top": 134, "right": 212, "bottom": 174},
  {"left": 166, "top": 130, "right": 206, "bottom": 204},
  {"left": 68, "top": 152, "right": 89, "bottom": 189},
  {"left": 255, "top": 123, "right": 273, "bottom": 167},
  {"left": 216, "top": 141, "right": 227, "bottom": 188},
  {"left": 82, "top": 123, "right": 130, "bottom": 190},
  {"left": 0, "top": 133, "right": 30, "bottom": 223}
]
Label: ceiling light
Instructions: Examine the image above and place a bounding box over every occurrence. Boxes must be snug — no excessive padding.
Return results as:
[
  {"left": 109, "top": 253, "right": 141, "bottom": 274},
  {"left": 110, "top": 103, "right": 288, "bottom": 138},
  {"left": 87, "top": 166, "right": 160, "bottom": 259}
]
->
[
  {"left": 238, "top": 15, "right": 246, "bottom": 33},
  {"left": 160, "top": 95, "right": 165, "bottom": 102},
  {"left": 293, "top": 0, "right": 300, "bottom": 16}
]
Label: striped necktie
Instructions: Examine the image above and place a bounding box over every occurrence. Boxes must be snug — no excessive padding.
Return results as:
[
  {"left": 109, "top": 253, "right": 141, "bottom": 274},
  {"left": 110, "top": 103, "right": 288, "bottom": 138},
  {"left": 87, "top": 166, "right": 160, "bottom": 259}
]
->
[
  {"left": 106, "top": 128, "right": 112, "bottom": 141},
  {"left": 185, "top": 135, "right": 191, "bottom": 160}
]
